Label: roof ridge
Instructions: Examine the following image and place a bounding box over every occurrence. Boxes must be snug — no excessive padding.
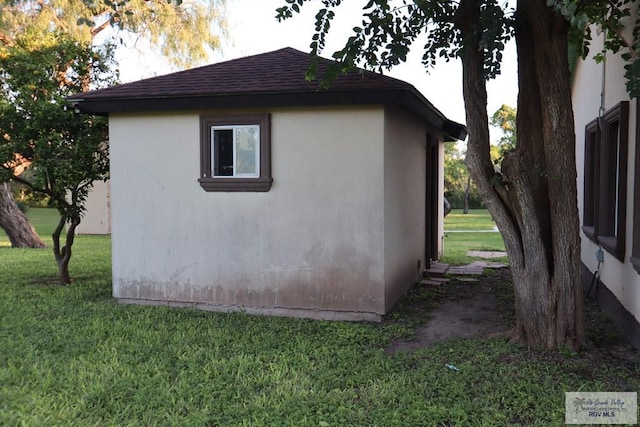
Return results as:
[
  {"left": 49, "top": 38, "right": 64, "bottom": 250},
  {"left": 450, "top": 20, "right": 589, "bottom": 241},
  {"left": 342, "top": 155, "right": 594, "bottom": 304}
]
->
[
  {"left": 67, "top": 47, "right": 466, "bottom": 140},
  {"left": 93, "top": 48, "right": 305, "bottom": 93}
]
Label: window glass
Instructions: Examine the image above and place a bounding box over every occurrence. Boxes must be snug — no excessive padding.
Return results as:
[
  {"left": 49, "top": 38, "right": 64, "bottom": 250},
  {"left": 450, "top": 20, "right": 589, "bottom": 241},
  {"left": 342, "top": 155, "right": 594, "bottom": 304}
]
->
[
  {"left": 213, "top": 129, "right": 233, "bottom": 177},
  {"left": 582, "top": 120, "right": 599, "bottom": 239},
  {"left": 581, "top": 101, "right": 628, "bottom": 261},
  {"left": 632, "top": 103, "right": 640, "bottom": 273},
  {"left": 601, "top": 119, "right": 620, "bottom": 237},
  {"left": 235, "top": 126, "right": 259, "bottom": 176},
  {"left": 211, "top": 126, "right": 259, "bottom": 177}
]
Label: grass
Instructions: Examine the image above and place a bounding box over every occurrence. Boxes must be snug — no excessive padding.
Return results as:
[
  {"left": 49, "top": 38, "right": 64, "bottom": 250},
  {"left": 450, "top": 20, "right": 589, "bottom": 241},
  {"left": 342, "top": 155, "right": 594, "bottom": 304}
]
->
[
  {"left": 1, "top": 209, "right": 639, "bottom": 426},
  {"left": 444, "top": 209, "right": 498, "bottom": 231},
  {"left": 0, "top": 208, "right": 57, "bottom": 248},
  {"left": 0, "top": 208, "right": 111, "bottom": 282},
  {"left": 443, "top": 209, "right": 507, "bottom": 265}
]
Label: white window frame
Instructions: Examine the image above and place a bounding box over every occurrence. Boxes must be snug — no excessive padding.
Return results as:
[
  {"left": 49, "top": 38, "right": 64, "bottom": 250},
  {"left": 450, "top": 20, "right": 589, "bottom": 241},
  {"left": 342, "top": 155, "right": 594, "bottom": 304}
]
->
[{"left": 211, "top": 125, "right": 260, "bottom": 178}]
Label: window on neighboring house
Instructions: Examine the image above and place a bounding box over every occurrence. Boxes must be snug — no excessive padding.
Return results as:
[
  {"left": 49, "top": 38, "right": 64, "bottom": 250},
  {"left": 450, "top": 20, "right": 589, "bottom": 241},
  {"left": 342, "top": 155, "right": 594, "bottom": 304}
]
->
[
  {"left": 582, "top": 101, "right": 629, "bottom": 261},
  {"left": 198, "top": 113, "right": 272, "bottom": 192},
  {"left": 582, "top": 119, "right": 600, "bottom": 241},
  {"left": 631, "top": 104, "right": 640, "bottom": 274}
]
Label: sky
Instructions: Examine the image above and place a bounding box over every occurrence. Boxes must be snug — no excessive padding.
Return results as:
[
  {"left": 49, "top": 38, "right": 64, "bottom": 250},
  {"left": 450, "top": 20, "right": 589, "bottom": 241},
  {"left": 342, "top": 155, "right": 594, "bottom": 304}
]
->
[{"left": 116, "top": 0, "right": 518, "bottom": 134}]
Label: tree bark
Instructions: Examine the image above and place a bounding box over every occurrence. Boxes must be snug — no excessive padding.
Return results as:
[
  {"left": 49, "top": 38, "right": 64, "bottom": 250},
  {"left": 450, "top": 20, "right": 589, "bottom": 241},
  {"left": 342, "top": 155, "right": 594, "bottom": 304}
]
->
[
  {"left": 0, "top": 183, "right": 46, "bottom": 248},
  {"left": 52, "top": 213, "right": 78, "bottom": 284},
  {"left": 444, "top": 196, "right": 453, "bottom": 217},
  {"left": 463, "top": 174, "right": 471, "bottom": 214},
  {"left": 456, "top": 0, "right": 585, "bottom": 350}
]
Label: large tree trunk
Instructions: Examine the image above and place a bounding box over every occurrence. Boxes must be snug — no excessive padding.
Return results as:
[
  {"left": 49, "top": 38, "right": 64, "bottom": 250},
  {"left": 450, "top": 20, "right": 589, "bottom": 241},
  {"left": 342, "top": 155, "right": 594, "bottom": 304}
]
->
[
  {"left": 0, "top": 183, "right": 46, "bottom": 248},
  {"left": 456, "top": 0, "right": 585, "bottom": 350}
]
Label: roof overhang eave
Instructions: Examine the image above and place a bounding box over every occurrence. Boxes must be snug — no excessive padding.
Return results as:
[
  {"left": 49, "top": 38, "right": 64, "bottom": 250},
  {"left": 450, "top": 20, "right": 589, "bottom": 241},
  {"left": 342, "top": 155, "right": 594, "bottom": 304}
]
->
[{"left": 68, "top": 89, "right": 467, "bottom": 140}]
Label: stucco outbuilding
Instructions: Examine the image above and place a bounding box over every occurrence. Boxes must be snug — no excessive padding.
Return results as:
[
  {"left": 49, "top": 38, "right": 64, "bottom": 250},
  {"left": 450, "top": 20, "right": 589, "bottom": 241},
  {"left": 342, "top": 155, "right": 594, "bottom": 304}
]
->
[{"left": 70, "top": 48, "right": 466, "bottom": 321}]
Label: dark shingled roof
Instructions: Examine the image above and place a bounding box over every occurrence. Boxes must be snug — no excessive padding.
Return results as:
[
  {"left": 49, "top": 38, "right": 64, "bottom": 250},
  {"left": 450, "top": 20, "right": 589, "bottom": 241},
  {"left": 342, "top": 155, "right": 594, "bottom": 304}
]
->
[{"left": 69, "top": 47, "right": 466, "bottom": 140}]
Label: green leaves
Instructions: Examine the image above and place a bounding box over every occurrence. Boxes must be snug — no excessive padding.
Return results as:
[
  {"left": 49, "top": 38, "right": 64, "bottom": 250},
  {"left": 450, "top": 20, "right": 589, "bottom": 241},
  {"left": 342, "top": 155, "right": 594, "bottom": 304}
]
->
[
  {"left": 0, "top": 33, "right": 114, "bottom": 281},
  {"left": 625, "top": 58, "right": 640, "bottom": 98},
  {"left": 277, "top": 0, "right": 638, "bottom": 99},
  {"left": 76, "top": 17, "right": 93, "bottom": 27},
  {"left": 2, "top": 0, "right": 227, "bottom": 70},
  {"left": 551, "top": 0, "right": 640, "bottom": 98},
  {"left": 277, "top": 0, "right": 512, "bottom": 86},
  {"left": 0, "top": 33, "right": 113, "bottom": 221},
  {"left": 490, "top": 104, "right": 516, "bottom": 153}
]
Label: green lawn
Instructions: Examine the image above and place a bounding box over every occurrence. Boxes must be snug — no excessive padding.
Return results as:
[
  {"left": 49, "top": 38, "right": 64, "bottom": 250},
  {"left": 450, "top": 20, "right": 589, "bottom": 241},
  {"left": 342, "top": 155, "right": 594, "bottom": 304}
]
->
[
  {"left": 444, "top": 209, "right": 498, "bottom": 231},
  {"left": 0, "top": 208, "right": 58, "bottom": 247},
  {"left": 443, "top": 209, "right": 507, "bottom": 265},
  {"left": 0, "top": 208, "right": 111, "bottom": 282},
  {"left": 1, "top": 209, "right": 638, "bottom": 426}
]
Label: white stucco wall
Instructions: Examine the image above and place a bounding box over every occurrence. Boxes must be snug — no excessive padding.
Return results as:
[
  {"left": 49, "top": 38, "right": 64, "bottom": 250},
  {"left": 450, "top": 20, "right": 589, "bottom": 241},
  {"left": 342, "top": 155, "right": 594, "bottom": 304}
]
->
[
  {"left": 76, "top": 180, "right": 110, "bottom": 234},
  {"left": 109, "top": 107, "right": 391, "bottom": 320},
  {"left": 383, "top": 107, "right": 427, "bottom": 311},
  {"left": 572, "top": 19, "right": 640, "bottom": 324}
]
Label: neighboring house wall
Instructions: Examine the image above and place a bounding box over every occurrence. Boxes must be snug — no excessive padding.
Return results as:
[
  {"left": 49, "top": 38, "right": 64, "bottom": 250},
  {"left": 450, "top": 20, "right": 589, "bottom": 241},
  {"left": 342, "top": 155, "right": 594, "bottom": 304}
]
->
[
  {"left": 109, "top": 106, "right": 433, "bottom": 320},
  {"left": 76, "top": 180, "right": 111, "bottom": 234},
  {"left": 573, "top": 14, "right": 640, "bottom": 346}
]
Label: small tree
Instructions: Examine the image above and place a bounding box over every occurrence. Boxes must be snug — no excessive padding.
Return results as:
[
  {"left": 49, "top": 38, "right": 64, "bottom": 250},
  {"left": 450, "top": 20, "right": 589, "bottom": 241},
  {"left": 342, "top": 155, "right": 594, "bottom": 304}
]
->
[
  {"left": 0, "top": 33, "right": 114, "bottom": 283},
  {"left": 0, "top": 0, "right": 228, "bottom": 246}
]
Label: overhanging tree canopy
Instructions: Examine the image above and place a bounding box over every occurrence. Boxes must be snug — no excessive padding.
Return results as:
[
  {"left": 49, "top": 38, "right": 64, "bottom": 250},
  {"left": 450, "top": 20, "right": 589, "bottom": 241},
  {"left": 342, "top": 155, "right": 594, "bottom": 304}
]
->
[
  {"left": 0, "top": 0, "right": 227, "bottom": 68},
  {"left": 277, "top": 0, "right": 640, "bottom": 350}
]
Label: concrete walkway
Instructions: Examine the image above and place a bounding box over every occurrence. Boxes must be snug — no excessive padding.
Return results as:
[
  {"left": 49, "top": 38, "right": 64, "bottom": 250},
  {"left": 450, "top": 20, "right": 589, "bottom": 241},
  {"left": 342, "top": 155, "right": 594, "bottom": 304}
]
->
[
  {"left": 467, "top": 250, "right": 507, "bottom": 259},
  {"left": 419, "top": 254, "right": 507, "bottom": 286}
]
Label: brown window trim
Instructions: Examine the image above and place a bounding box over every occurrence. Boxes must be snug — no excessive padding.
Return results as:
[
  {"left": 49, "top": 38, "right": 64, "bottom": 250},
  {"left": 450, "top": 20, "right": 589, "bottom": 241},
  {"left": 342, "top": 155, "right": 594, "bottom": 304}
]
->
[
  {"left": 198, "top": 113, "right": 272, "bottom": 192},
  {"left": 596, "top": 101, "right": 629, "bottom": 261},
  {"left": 631, "top": 102, "right": 640, "bottom": 274},
  {"left": 582, "top": 118, "right": 600, "bottom": 242}
]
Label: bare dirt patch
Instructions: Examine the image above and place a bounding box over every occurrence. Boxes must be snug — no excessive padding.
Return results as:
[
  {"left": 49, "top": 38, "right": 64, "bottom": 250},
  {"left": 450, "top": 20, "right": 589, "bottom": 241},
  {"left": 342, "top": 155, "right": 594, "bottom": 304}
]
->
[
  {"left": 387, "top": 267, "right": 640, "bottom": 367},
  {"left": 391, "top": 290, "right": 504, "bottom": 352},
  {"left": 388, "top": 268, "right": 514, "bottom": 353}
]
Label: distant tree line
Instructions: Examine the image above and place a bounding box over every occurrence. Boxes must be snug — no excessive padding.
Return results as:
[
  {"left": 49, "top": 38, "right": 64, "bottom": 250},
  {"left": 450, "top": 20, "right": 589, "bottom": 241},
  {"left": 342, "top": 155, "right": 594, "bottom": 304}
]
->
[
  {"left": 444, "top": 103, "right": 515, "bottom": 212},
  {"left": 444, "top": 141, "right": 483, "bottom": 211}
]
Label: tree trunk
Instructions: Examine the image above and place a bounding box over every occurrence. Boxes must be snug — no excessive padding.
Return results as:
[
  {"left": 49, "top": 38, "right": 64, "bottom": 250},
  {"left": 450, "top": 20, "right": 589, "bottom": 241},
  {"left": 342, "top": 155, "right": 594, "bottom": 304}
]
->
[
  {"left": 455, "top": 0, "right": 585, "bottom": 350},
  {"left": 444, "top": 196, "right": 453, "bottom": 217},
  {"left": 0, "top": 183, "right": 46, "bottom": 248},
  {"left": 52, "top": 214, "right": 78, "bottom": 284},
  {"left": 463, "top": 174, "right": 471, "bottom": 214}
]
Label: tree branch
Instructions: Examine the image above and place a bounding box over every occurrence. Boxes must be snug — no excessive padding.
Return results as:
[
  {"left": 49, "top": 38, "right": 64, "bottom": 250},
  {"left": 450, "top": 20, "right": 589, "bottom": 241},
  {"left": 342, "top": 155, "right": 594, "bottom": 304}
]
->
[
  {"left": 63, "top": 218, "right": 79, "bottom": 264},
  {"left": 8, "top": 169, "right": 71, "bottom": 213},
  {"left": 91, "top": 19, "right": 112, "bottom": 37},
  {"left": 35, "top": 0, "right": 69, "bottom": 33},
  {"left": 455, "top": 0, "right": 525, "bottom": 268},
  {"left": 0, "top": 32, "right": 13, "bottom": 46},
  {"left": 52, "top": 214, "right": 66, "bottom": 261},
  {"left": 6, "top": 171, "right": 50, "bottom": 196}
]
